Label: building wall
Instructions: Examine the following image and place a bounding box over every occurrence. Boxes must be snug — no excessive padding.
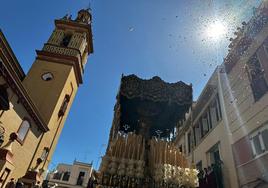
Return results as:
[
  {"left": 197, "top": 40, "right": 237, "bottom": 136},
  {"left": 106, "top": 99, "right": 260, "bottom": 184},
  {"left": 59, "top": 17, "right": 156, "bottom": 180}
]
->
[
  {"left": 176, "top": 80, "right": 239, "bottom": 188},
  {"left": 0, "top": 51, "right": 79, "bottom": 184},
  {"left": 69, "top": 163, "right": 92, "bottom": 187},
  {"left": 47, "top": 161, "right": 93, "bottom": 188},
  {"left": 23, "top": 61, "right": 79, "bottom": 175},
  {"left": 0, "top": 77, "right": 43, "bottom": 179},
  {"left": 223, "top": 18, "right": 268, "bottom": 187},
  {"left": 175, "top": 5, "right": 268, "bottom": 188},
  {"left": 23, "top": 60, "right": 76, "bottom": 124},
  {"left": 40, "top": 68, "right": 78, "bottom": 175},
  {"left": 189, "top": 121, "right": 238, "bottom": 188}
]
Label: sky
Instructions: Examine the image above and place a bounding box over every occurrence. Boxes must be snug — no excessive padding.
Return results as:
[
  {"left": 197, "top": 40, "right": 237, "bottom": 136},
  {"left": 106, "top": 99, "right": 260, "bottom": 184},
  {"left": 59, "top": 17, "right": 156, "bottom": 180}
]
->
[{"left": 0, "top": 0, "right": 261, "bottom": 170}]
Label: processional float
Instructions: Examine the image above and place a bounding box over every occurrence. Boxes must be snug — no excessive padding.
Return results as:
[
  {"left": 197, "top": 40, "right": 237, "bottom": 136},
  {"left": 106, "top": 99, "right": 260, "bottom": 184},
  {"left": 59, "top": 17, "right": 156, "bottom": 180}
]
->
[{"left": 98, "top": 75, "right": 198, "bottom": 188}]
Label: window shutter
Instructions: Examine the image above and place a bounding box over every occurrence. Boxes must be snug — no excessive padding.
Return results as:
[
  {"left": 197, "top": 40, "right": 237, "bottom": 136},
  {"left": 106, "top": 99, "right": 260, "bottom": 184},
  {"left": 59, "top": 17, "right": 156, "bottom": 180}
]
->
[
  {"left": 210, "top": 106, "right": 217, "bottom": 128},
  {"left": 257, "top": 44, "right": 268, "bottom": 83},
  {"left": 252, "top": 134, "right": 262, "bottom": 155},
  {"left": 261, "top": 129, "right": 268, "bottom": 151},
  {"left": 202, "top": 117, "right": 209, "bottom": 133}
]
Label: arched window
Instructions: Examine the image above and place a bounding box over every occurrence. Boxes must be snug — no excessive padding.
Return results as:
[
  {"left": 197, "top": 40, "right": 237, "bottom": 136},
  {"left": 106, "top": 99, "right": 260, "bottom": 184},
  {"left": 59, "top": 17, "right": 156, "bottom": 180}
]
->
[
  {"left": 17, "top": 119, "right": 30, "bottom": 142},
  {"left": 61, "top": 34, "right": 72, "bottom": 47}
]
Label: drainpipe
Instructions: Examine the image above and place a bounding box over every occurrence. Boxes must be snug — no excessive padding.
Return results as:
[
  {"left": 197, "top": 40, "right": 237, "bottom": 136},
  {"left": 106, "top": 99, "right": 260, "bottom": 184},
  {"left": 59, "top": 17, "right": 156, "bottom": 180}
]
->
[
  {"left": 41, "top": 116, "right": 64, "bottom": 170},
  {"left": 27, "top": 132, "right": 45, "bottom": 171},
  {"left": 27, "top": 116, "right": 63, "bottom": 172}
]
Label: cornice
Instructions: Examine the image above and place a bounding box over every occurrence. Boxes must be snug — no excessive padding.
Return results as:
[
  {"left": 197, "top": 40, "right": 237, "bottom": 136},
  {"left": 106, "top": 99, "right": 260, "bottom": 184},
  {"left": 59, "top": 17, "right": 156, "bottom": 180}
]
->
[
  {"left": 0, "top": 30, "right": 25, "bottom": 80},
  {"left": 36, "top": 50, "right": 83, "bottom": 85},
  {"left": 0, "top": 34, "right": 49, "bottom": 132}
]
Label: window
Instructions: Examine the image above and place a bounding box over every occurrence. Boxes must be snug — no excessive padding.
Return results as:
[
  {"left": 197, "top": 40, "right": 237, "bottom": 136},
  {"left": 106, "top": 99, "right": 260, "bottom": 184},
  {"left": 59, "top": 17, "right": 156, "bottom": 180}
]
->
[
  {"left": 210, "top": 95, "right": 222, "bottom": 128},
  {"left": 41, "top": 72, "right": 54, "bottom": 81},
  {"left": 0, "top": 125, "right": 5, "bottom": 147},
  {"left": 252, "top": 134, "right": 263, "bottom": 155},
  {"left": 196, "top": 161, "right": 202, "bottom": 172},
  {"left": 187, "top": 131, "right": 192, "bottom": 154},
  {"left": 58, "top": 95, "right": 70, "bottom": 117},
  {"left": 210, "top": 104, "right": 218, "bottom": 128},
  {"left": 62, "top": 171, "right": 70, "bottom": 181},
  {"left": 195, "top": 94, "right": 222, "bottom": 143},
  {"left": 179, "top": 144, "right": 183, "bottom": 153},
  {"left": 40, "top": 147, "right": 49, "bottom": 161},
  {"left": 207, "top": 144, "right": 221, "bottom": 166},
  {"left": 53, "top": 172, "right": 63, "bottom": 180},
  {"left": 0, "top": 84, "right": 9, "bottom": 111},
  {"left": 216, "top": 94, "right": 222, "bottom": 121},
  {"left": 61, "top": 34, "right": 72, "bottom": 47},
  {"left": 250, "top": 125, "right": 268, "bottom": 158},
  {"left": 76, "top": 171, "right": 85, "bottom": 185},
  {"left": 193, "top": 127, "right": 197, "bottom": 146},
  {"left": 261, "top": 43, "right": 268, "bottom": 80},
  {"left": 261, "top": 129, "right": 268, "bottom": 149},
  {"left": 17, "top": 119, "right": 30, "bottom": 142},
  {"left": 194, "top": 123, "right": 202, "bottom": 145},
  {"left": 193, "top": 94, "right": 222, "bottom": 146},
  {"left": 202, "top": 114, "right": 209, "bottom": 136},
  {"left": 246, "top": 54, "right": 268, "bottom": 101},
  {"left": 0, "top": 168, "right": 11, "bottom": 186},
  {"left": 200, "top": 119, "right": 204, "bottom": 138},
  {"left": 265, "top": 43, "right": 268, "bottom": 58}
]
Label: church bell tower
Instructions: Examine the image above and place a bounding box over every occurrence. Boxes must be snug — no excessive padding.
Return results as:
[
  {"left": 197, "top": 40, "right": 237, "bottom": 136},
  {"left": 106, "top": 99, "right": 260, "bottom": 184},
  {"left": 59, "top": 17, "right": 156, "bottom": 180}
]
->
[
  {"left": 23, "top": 9, "right": 93, "bottom": 124},
  {"left": 21, "top": 9, "right": 93, "bottom": 181}
]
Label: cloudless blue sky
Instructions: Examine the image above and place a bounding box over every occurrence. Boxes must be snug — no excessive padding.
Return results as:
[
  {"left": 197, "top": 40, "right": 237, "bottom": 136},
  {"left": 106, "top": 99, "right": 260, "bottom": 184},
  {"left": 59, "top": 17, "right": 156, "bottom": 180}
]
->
[{"left": 0, "top": 0, "right": 261, "bottom": 170}]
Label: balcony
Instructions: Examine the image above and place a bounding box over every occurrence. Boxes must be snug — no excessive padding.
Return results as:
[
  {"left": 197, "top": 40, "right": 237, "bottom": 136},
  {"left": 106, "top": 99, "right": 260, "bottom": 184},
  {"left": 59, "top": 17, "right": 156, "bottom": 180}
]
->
[{"left": 43, "top": 44, "right": 80, "bottom": 58}]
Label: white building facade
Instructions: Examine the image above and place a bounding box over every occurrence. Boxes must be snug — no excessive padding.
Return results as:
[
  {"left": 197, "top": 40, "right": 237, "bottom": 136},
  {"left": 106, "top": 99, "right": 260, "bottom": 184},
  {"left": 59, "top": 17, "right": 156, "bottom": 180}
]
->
[
  {"left": 46, "top": 161, "right": 93, "bottom": 188},
  {"left": 175, "top": 1, "right": 268, "bottom": 187}
]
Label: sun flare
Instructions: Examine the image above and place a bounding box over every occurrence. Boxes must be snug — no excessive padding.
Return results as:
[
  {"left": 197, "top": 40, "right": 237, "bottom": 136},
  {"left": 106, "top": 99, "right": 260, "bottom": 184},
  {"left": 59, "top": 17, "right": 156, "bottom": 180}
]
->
[{"left": 206, "top": 21, "right": 227, "bottom": 41}]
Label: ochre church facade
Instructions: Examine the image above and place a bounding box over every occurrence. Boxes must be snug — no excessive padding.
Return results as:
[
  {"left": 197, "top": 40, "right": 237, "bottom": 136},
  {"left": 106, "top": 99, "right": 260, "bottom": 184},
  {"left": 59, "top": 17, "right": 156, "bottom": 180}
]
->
[{"left": 0, "top": 9, "right": 93, "bottom": 187}]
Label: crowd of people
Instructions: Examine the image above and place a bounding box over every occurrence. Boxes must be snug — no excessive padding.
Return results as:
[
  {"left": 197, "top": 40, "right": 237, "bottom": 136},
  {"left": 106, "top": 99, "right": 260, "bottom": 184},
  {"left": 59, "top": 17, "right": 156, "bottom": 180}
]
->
[
  {"left": 197, "top": 162, "right": 223, "bottom": 188},
  {"left": 5, "top": 178, "right": 43, "bottom": 188},
  {"left": 4, "top": 162, "right": 223, "bottom": 188}
]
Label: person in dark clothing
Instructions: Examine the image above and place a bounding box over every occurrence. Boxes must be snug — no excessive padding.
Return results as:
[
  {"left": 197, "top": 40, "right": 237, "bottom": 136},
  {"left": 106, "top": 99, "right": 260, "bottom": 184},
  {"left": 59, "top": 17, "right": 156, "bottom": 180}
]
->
[
  {"left": 204, "top": 168, "right": 209, "bottom": 188},
  {"left": 198, "top": 169, "right": 205, "bottom": 188},
  {"left": 214, "top": 160, "right": 224, "bottom": 188},
  {"left": 15, "top": 181, "right": 23, "bottom": 188},
  {"left": 87, "top": 177, "right": 94, "bottom": 188},
  {"left": 207, "top": 166, "right": 217, "bottom": 188},
  {"left": 41, "top": 180, "right": 49, "bottom": 188},
  {"left": 5, "top": 178, "right": 15, "bottom": 188},
  {"left": 92, "top": 180, "right": 98, "bottom": 188}
]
